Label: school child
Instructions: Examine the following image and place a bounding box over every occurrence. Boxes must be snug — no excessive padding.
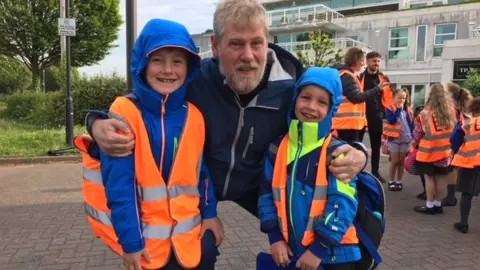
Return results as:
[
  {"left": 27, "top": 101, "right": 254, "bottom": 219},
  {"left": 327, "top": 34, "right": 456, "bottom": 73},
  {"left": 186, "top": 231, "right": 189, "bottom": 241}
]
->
[
  {"left": 412, "top": 84, "right": 457, "bottom": 215},
  {"left": 450, "top": 96, "right": 480, "bottom": 233},
  {"left": 413, "top": 106, "right": 427, "bottom": 200},
  {"left": 75, "top": 19, "right": 221, "bottom": 270},
  {"left": 442, "top": 83, "right": 473, "bottom": 207},
  {"left": 258, "top": 67, "right": 362, "bottom": 270},
  {"left": 383, "top": 88, "right": 414, "bottom": 191}
]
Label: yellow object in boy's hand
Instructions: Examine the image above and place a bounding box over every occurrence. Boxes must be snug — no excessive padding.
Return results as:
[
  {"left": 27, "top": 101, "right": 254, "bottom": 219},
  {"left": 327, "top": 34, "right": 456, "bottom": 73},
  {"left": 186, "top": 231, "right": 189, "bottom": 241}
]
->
[
  {"left": 333, "top": 153, "right": 351, "bottom": 183},
  {"left": 296, "top": 249, "right": 321, "bottom": 270}
]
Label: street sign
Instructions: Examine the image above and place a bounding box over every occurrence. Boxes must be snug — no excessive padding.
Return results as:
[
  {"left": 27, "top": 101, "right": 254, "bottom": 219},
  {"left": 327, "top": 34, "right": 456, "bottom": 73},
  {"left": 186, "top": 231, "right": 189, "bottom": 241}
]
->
[{"left": 58, "top": 18, "right": 76, "bottom": 36}]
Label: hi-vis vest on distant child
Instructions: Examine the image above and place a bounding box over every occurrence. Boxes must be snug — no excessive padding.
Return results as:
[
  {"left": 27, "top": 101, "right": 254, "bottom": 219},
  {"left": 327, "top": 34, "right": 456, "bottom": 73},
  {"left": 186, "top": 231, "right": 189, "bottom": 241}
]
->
[{"left": 74, "top": 94, "right": 205, "bottom": 269}]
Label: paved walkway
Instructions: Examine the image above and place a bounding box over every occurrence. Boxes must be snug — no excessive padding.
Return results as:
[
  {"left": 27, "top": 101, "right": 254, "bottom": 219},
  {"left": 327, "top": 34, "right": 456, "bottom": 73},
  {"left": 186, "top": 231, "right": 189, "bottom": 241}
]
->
[{"left": 0, "top": 160, "right": 479, "bottom": 270}]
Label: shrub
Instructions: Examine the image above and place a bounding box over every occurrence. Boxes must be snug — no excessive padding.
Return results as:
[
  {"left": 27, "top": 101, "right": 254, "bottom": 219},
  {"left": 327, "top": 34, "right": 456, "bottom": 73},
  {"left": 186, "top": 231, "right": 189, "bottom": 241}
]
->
[
  {"left": 462, "top": 68, "right": 480, "bottom": 97},
  {"left": 0, "top": 55, "right": 32, "bottom": 94}
]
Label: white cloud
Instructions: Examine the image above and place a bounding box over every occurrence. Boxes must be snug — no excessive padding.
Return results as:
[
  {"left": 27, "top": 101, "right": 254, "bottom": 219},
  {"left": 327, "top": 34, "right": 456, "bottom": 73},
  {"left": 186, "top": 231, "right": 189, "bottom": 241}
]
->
[{"left": 78, "top": 0, "right": 215, "bottom": 77}]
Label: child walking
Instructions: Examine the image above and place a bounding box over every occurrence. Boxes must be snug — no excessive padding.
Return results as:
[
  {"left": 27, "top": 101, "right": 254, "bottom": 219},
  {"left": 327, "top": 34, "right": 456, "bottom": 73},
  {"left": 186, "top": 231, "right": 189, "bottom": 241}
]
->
[
  {"left": 413, "top": 84, "right": 457, "bottom": 215},
  {"left": 91, "top": 19, "right": 222, "bottom": 270},
  {"left": 450, "top": 96, "right": 480, "bottom": 233},
  {"left": 384, "top": 89, "right": 414, "bottom": 191},
  {"left": 258, "top": 67, "right": 362, "bottom": 270}
]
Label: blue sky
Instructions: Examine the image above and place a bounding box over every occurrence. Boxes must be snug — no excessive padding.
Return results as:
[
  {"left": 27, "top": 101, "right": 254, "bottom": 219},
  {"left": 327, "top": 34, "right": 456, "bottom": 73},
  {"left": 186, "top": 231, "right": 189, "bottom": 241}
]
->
[{"left": 78, "top": 0, "right": 216, "bottom": 76}]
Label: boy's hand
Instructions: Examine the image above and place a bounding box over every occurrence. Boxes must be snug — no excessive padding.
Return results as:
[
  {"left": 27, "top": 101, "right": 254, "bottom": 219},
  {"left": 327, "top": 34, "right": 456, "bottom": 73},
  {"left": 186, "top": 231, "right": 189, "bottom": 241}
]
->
[
  {"left": 271, "top": 241, "right": 293, "bottom": 267},
  {"left": 296, "top": 250, "right": 321, "bottom": 270},
  {"left": 200, "top": 217, "right": 224, "bottom": 247},
  {"left": 123, "top": 248, "right": 151, "bottom": 270}
]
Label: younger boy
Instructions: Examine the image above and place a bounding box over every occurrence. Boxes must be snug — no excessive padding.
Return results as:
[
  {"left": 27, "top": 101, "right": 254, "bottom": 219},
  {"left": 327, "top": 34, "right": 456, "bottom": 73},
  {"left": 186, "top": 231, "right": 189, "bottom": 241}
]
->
[
  {"left": 76, "top": 19, "right": 222, "bottom": 270},
  {"left": 258, "top": 67, "right": 362, "bottom": 269}
]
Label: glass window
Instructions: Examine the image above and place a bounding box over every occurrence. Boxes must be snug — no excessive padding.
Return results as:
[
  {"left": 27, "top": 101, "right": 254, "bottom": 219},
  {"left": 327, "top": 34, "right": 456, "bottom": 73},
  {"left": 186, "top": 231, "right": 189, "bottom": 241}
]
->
[
  {"left": 432, "top": 1, "right": 443, "bottom": 5},
  {"left": 434, "top": 24, "right": 457, "bottom": 57},
  {"left": 274, "top": 34, "right": 291, "bottom": 44},
  {"left": 388, "top": 28, "right": 409, "bottom": 59},
  {"left": 410, "top": 3, "right": 427, "bottom": 8},
  {"left": 447, "top": 0, "right": 463, "bottom": 3},
  {"left": 413, "top": 85, "right": 426, "bottom": 108},
  {"left": 415, "top": 25, "right": 427, "bottom": 62}
]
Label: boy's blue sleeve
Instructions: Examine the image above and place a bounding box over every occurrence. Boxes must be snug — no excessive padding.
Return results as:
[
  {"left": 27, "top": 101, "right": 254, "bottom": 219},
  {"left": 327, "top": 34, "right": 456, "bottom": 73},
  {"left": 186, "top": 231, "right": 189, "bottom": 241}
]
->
[
  {"left": 85, "top": 109, "right": 110, "bottom": 137},
  {"left": 100, "top": 150, "right": 145, "bottom": 254},
  {"left": 450, "top": 122, "right": 465, "bottom": 153},
  {"left": 198, "top": 155, "right": 218, "bottom": 219},
  {"left": 386, "top": 108, "right": 399, "bottom": 125},
  {"left": 259, "top": 140, "right": 285, "bottom": 245},
  {"left": 309, "top": 174, "right": 359, "bottom": 260}
]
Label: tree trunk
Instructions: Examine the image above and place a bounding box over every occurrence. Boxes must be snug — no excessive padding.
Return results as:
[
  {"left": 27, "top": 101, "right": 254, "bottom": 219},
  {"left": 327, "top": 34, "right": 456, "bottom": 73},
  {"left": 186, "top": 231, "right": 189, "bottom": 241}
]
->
[{"left": 30, "top": 64, "right": 41, "bottom": 92}]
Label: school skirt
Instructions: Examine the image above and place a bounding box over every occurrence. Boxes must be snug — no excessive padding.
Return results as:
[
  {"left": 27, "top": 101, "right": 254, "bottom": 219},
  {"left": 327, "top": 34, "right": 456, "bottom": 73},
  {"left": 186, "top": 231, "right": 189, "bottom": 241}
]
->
[
  {"left": 456, "top": 167, "right": 480, "bottom": 196},
  {"left": 415, "top": 161, "right": 453, "bottom": 177}
]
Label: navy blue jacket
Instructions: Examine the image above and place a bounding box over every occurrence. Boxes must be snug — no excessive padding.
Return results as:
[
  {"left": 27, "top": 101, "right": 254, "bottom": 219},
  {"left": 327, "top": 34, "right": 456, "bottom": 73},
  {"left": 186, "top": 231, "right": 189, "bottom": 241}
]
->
[{"left": 98, "top": 19, "right": 217, "bottom": 254}]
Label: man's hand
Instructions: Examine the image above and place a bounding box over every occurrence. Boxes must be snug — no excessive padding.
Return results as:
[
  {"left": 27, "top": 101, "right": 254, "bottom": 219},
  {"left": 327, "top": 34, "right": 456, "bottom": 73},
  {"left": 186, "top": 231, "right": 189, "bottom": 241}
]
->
[
  {"left": 123, "top": 248, "right": 151, "bottom": 270},
  {"left": 378, "top": 81, "right": 392, "bottom": 89},
  {"left": 271, "top": 241, "right": 293, "bottom": 267},
  {"left": 296, "top": 250, "right": 321, "bottom": 270},
  {"left": 200, "top": 217, "right": 224, "bottom": 247},
  {"left": 329, "top": 144, "right": 366, "bottom": 183},
  {"left": 92, "top": 119, "right": 135, "bottom": 157}
]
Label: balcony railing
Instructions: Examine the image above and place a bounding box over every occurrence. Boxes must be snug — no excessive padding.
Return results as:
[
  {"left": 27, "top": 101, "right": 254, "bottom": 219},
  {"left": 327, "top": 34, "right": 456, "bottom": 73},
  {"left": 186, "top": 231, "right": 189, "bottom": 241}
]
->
[
  {"left": 276, "top": 38, "right": 370, "bottom": 52},
  {"left": 267, "top": 4, "right": 344, "bottom": 28},
  {"left": 199, "top": 51, "right": 213, "bottom": 58}
]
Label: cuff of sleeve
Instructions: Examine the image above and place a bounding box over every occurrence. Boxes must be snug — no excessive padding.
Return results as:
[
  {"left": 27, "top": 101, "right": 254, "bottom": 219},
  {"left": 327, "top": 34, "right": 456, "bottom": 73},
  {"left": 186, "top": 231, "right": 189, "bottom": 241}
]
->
[
  {"left": 201, "top": 202, "right": 218, "bottom": 219},
  {"left": 85, "top": 110, "right": 110, "bottom": 137},
  {"left": 122, "top": 238, "right": 146, "bottom": 254},
  {"left": 268, "top": 231, "right": 285, "bottom": 245},
  {"left": 309, "top": 241, "right": 330, "bottom": 261}
]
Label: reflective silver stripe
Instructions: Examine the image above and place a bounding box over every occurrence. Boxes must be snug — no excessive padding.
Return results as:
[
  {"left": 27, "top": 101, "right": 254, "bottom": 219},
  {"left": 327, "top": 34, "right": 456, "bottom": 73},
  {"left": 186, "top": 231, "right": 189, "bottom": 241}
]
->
[
  {"left": 84, "top": 202, "right": 112, "bottom": 226},
  {"left": 421, "top": 133, "right": 451, "bottom": 141},
  {"left": 277, "top": 217, "right": 285, "bottom": 233},
  {"left": 305, "top": 215, "right": 322, "bottom": 232},
  {"left": 465, "top": 134, "right": 480, "bottom": 141},
  {"left": 172, "top": 214, "right": 201, "bottom": 237},
  {"left": 272, "top": 188, "right": 282, "bottom": 202},
  {"left": 269, "top": 143, "right": 278, "bottom": 154},
  {"left": 341, "top": 98, "right": 349, "bottom": 104},
  {"left": 83, "top": 167, "right": 103, "bottom": 185},
  {"left": 384, "top": 127, "right": 400, "bottom": 133},
  {"left": 335, "top": 112, "right": 366, "bottom": 118},
  {"left": 138, "top": 186, "right": 200, "bottom": 201},
  {"left": 418, "top": 145, "right": 451, "bottom": 153},
  {"left": 142, "top": 223, "right": 171, "bottom": 239},
  {"left": 313, "top": 186, "right": 328, "bottom": 200},
  {"left": 456, "top": 150, "right": 480, "bottom": 158}
]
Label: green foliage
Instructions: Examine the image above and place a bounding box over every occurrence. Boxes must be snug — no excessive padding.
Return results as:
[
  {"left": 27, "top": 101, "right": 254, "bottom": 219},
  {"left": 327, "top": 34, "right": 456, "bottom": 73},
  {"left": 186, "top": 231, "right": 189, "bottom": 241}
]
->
[
  {"left": 4, "top": 74, "right": 128, "bottom": 128},
  {"left": 0, "top": 0, "right": 122, "bottom": 89},
  {"left": 44, "top": 60, "right": 81, "bottom": 92},
  {"left": 296, "top": 31, "right": 344, "bottom": 68},
  {"left": 462, "top": 68, "right": 480, "bottom": 97},
  {"left": 0, "top": 55, "right": 32, "bottom": 94}
]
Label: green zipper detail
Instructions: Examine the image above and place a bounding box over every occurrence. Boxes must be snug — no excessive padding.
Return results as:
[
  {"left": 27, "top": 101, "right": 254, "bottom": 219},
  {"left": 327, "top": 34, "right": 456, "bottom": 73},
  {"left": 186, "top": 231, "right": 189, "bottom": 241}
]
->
[
  {"left": 173, "top": 137, "right": 178, "bottom": 161},
  {"left": 289, "top": 124, "right": 303, "bottom": 242}
]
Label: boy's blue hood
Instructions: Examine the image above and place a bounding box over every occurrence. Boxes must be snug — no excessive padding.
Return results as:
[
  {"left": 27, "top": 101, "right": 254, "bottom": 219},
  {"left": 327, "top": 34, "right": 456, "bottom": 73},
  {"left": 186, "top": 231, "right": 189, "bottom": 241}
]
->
[
  {"left": 130, "top": 18, "right": 200, "bottom": 113},
  {"left": 289, "top": 67, "right": 343, "bottom": 139}
]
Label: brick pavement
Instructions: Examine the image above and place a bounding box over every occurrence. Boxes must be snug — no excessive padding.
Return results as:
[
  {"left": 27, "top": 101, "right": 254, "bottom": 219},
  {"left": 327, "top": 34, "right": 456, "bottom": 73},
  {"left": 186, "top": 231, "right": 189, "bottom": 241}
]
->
[{"left": 1, "top": 162, "right": 480, "bottom": 270}]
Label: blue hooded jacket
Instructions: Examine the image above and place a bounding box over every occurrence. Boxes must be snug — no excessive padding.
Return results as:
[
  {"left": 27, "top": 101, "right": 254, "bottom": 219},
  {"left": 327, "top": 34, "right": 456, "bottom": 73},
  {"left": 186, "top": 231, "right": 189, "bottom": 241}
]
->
[
  {"left": 259, "top": 67, "right": 361, "bottom": 264},
  {"left": 99, "top": 19, "right": 217, "bottom": 254}
]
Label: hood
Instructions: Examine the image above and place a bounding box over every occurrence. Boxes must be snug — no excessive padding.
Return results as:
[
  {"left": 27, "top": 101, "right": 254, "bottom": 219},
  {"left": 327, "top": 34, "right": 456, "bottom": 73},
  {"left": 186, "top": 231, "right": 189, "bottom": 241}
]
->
[
  {"left": 288, "top": 67, "right": 343, "bottom": 140},
  {"left": 130, "top": 18, "right": 200, "bottom": 114}
]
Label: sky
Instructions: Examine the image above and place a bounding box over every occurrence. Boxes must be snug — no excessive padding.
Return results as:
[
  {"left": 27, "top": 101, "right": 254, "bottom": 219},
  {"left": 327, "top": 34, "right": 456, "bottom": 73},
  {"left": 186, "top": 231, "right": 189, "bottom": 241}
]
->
[{"left": 78, "top": 0, "right": 216, "bottom": 77}]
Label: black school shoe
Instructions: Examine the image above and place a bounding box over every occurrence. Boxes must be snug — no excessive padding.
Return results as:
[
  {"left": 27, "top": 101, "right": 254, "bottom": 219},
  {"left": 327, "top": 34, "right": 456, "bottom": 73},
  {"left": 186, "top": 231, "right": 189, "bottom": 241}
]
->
[
  {"left": 388, "top": 182, "right": 396, "bottom": 191},
  {"left": 417, "top": 192, "right": 427, "bottom": 200},
  {"left": 414, "top": 205, "right": 436, "bottom": 215},
  {"left": 434, "top": 206, "right": 443, "bottom": 214},
  {"left": 395, "top": 182, "right": 403, "bottom": 191},
  {"left": 373, "top": 172, "right": 386, "bottom": 183},
  {"left": 442, "top": 196, "right": 457, "bottom": 207},
  {"left": 454, "top": 223, "right": 468, "bottom": 234}
]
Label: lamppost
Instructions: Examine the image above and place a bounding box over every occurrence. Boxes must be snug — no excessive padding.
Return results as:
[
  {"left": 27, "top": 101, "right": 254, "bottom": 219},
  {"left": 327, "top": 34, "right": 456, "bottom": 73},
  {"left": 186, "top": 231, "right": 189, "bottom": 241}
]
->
[{"left": 126, "top": 0, "right": 137, "bottom": 91}]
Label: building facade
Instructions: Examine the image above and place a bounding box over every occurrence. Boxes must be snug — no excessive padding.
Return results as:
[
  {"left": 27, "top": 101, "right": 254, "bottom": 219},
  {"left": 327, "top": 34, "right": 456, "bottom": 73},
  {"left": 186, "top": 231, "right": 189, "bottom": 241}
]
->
[{"left": 193, "top": 0, "right": 480, "bottom": 105}]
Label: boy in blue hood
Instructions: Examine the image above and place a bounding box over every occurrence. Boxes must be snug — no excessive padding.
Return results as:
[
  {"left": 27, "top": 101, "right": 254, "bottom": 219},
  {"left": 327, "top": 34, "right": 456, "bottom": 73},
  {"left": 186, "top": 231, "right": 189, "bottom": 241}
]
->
[
  {"left": 99, "top": 19, "right": 221, "bottom": 270},
  {"left": 259, "top": 67, "right": 361, "bottom": 270}
]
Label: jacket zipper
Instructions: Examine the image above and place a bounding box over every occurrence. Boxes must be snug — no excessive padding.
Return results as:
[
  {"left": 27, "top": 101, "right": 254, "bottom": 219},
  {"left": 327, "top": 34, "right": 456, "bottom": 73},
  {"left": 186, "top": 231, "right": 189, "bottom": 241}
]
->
[
  {"left": 302, "top": 159, "right": 310, "bottom": 195},
  {"left": 222, "top": 107, "right": 245, "bottom": 198},
  {"left": 289, "top": 123, "right": 303, "bottom": 243},
  {"left": 242, "top": 126, "right": 254, "bottom": 159}
]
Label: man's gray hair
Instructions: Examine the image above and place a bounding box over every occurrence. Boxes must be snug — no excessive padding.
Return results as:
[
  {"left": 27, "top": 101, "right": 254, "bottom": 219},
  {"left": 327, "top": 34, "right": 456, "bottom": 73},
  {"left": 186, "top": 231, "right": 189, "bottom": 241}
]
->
[{"left": 213, "top": 0, "right": 268, "bottom": 40}]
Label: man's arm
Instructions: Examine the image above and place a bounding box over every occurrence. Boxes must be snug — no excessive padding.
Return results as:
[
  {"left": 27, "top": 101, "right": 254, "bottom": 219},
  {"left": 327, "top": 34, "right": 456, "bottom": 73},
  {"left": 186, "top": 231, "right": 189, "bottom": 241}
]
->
[{"left": 342, "top": 74, "right": 382, "bottom": 104}]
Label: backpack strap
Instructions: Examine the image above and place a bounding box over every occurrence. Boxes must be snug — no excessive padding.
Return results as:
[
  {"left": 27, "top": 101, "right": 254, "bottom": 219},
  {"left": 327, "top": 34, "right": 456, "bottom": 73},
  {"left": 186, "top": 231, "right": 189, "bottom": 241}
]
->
[{"left": 353, "top": 220, "right": 383, "bottom": 264}]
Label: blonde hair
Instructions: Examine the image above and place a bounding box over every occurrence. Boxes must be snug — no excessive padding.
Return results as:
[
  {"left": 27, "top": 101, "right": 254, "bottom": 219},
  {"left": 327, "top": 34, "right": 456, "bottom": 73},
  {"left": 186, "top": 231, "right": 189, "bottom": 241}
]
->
[
  {"left": 444, "top": 82, "right": 472, "bottom": 113},
  {"left": 425, "top": 83, "right": 455, "bottom": 128},
  {"left": 213, "top": 0, "right": 268, "bottom": 40},
  {"left": 394, "top": 88, "right": 410, "bottom": 111}
]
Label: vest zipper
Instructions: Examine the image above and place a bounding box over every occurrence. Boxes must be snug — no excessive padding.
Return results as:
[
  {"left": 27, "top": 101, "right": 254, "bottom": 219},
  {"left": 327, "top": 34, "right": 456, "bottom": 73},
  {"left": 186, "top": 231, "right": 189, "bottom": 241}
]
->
[
  {"left": 289, "top": 123, "right": 303, "bottom": 244},
  {"left": 159, "top": 95, "right": 169, "bottom": 174}
]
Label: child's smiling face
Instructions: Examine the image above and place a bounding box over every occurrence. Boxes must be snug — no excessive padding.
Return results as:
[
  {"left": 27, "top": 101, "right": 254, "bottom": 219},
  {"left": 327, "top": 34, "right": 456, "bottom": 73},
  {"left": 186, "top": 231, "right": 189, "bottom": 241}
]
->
[
  {"left": 146, "top": 47, "right": 189, "bottom": 95},
  {"left": 294, "top": 85, "right": 331, "bottom": 123}
]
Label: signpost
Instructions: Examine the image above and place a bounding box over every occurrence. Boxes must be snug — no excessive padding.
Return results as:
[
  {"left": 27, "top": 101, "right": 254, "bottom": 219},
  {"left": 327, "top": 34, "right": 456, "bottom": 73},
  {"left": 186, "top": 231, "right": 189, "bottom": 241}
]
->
[{"left": 58, "top": 0, "right": 75, "bottom": 146}]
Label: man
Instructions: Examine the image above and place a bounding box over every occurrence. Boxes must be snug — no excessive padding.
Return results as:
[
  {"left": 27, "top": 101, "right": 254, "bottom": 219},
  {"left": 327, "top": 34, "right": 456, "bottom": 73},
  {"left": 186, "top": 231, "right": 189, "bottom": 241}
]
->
[
  {"left": 85, "top": 0, "right": 368, "bottom": 221},
  {"left": 359, "top": 51, "right": 393, "bottom": 183},
  {"left": 332, "top": 47, "right": 391, "bottom": 144}
]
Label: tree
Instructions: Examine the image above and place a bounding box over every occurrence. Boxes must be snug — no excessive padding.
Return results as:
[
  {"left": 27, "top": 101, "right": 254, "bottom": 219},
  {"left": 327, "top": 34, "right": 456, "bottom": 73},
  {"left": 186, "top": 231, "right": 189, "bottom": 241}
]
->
[
  {"left": 0, "top": 55, "right": 32, "bottom": 94},
  {"left": 462, "top": 68, "right": 480, "bottom": 97},
  {"left": 296, "top": 31, "right": 344, "bottom": 68},
  {"left": 0, "top": 0, "right": 122, "bottom": 90}
]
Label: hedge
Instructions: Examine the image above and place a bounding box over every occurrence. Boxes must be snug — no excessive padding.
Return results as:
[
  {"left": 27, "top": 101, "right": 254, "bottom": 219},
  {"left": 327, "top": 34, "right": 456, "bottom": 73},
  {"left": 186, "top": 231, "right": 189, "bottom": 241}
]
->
[{"left": 4, "top": 74, "right": 129, "bottom": 128}]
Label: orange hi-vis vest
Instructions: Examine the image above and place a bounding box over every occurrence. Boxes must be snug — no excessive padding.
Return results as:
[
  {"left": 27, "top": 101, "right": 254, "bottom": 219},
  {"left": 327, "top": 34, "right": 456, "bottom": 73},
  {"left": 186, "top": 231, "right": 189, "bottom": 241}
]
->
[
  {"left": 383, "top": 106, "right": 413, "bottom": 138},
  {"left": 360, "top": 72, "right": 394, "bottom": 109},
  {"left": 271, "top": 134, "right": 359, "bottom": 247},
  {"left": 74, "top": 96, "right": 205, "bottom": 269},
  {"left": 451, "top": 116, "right": 480, "bottom": 168},
  {"left": 333, "top": 70, "right": 367, "bottom": 131},
  {"left": 416, "top": 109, "right": 456, "bottom": 163}
]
